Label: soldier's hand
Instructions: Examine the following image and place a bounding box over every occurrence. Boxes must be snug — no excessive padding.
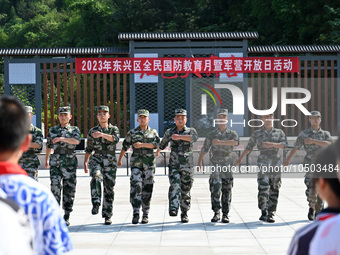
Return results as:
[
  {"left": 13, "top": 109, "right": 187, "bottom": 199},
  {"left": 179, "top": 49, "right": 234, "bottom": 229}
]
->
[
  {"left": 304, "top": 138, "right": 314, "bottom": 145},
  {"left": 171, "top": 134, "right": 180, "bottom": 140},
  {"left": 235, "top": 158, "right": 242, "bottom": 166},
  {"left": 155, "top": 151, "right": 160, "bottom": 158},
  {"left": 283, "top": 160, "right": 290, "bottom": 167},
  {"left": 92, "top": 132, "right": 102, "bottom": 139},
  {"left": 212, "top": 139, "right": 221, "bottom": 145},
  {"left": 262, "top": 142, "right": 272, "bottom": 148},
  {"left": 197, "top": 161, "right": 202, "bottom": 171},
  {"left": 84, "top": 164, "right": 89, "bottom": 174},
  {"left": 52, "top": 137, "right": 62, "bottom": 144},
  {"left": 118, "top": 160, "right": 122, "bottom": 167},
  {"left": 45, "top": 161, "right": 49, "bottom": 169},
  {"left": 133, "top": 142, "right": 142, "bottom": 148}
]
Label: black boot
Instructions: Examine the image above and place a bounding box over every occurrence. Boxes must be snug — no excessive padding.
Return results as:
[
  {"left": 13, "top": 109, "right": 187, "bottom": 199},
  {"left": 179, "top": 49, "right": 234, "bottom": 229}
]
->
[
  {"left": 104, "top": 217, "right": 112, "bottom": 225},
  {"left": 259, "top": 210, "right": 267, "bottom": 221},
  {"left": 132, "top": 214, "right": 139, "bottom": 224},
  {"left": 64, "top": 213, "right": 70, "bottom": 226},
  {"left": 211, "top": 212, "right": 221, "bottom": 222},
  {"left": 141, "top": 215, "right": 149, "bottom": 224},
  {"left": 181, "top": 212, "right": 189, "bottom": 223},
  {"left": 308, "top": 208, "right": 315, "bottom": 221},
  {"left": 221, "top": 214, "right": 230, "bottom": 223},
  {"left": 266, "top": 211, "right": 275, "bottom": 223},
  {"left": 91, "top": 204, "right": 99, "bottom": 215}
]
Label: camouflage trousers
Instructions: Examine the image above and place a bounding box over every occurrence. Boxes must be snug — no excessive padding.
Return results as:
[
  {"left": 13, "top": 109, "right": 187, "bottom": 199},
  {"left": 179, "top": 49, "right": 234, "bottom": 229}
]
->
[
  {"left": 49, "top": 154, "right": 77, "bottom": 213},
  {"left": 305, "top": 173, "right": 323, "bottom": 212},
  {"left": 168, "top": 165, "right": 194, "bottom": 214},
  {"left": 89, "top": 158, "right": 117, "bottom": 218},
  {"left": 19, "top": 164, "right": 39, "bottom": 181},
  {"left": 209, "top": 172, "right": 233, "bottom": 215},
  {"left": 130, "top": 166, "right": 155, "bottom": 215},
  {"left": 257, "top": 173, "right": 281, "bottom": 212}
]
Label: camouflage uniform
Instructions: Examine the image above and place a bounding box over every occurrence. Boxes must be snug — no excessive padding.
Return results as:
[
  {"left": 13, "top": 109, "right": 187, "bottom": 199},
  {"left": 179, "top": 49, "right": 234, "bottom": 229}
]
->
[
  {"left": 294, "top": 126, "right": 331, "bottom": 212},
  {"left": 19, "top": 123, "right": 43, "bottom": 181},
  {"left": 122, "top": 115, "right": 160, "bottom": 216},
  {"left": 246, "top": 127, "right": 287, "bottom": 213},
  {"left": 201, "top": 126, "right": 239, "bottom": 216},
  {"left": 47, "top": 107, "right": 81, "bottom": 214},
  {"left": 85, "top": 120, "right": 120, "bottom": 219},
  {"left": 159, "top": 110, "right": 198, "bottom": 215}
]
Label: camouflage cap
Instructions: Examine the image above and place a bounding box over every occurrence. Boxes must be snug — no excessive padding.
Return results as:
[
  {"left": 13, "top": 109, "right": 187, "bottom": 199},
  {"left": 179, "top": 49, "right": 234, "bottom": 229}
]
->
[
  {"left": 175, "top": 109, "right": 187, "bottom": 116},
  {"left": 25, "top": 106, "right": 33, "bottom": 113},
  {"left": 217, "top": 108, "right": 228, "bottom": 116},
  {"left": 138, "top": 109, "right": 149, "bottom": 116},
  {"left": 58, "top": 106, "right": 71, "bottom": 114},
  {"left": 97, "top": 105, "right": 109, "bottom": 113},
  {"left": 310, "top": 111, "right": 322, "bottom": 117}
]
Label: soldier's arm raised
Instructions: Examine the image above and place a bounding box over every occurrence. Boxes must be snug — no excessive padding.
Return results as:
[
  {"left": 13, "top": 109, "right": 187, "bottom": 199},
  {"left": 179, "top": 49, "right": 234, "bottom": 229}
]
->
[
  {"left": 137, "top": 143, "right": 156, "bottom": 149},
  {"left": 30, "top": 142, "right": 42, "bottom": 149},
  {"left": 215, "top": 139, "right": 239, "bottom": 146},
  {"left": 56, "top": 137, "right": 80, "bottom": 145},
  {"left": 305, "top": 139, "right": 331, "bottom": 147}
]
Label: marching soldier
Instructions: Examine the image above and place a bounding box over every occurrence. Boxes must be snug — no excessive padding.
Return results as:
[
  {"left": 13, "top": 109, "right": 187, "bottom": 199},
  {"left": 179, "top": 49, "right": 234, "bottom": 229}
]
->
[
  {"left": 284, "top": 111, "right": 332, "bottom": 220},
  {"left": 84, "top": 106, "right": 120, "bottom": 225},
  {"left": 197, "top": 109, "right": 239, "bottom": 223},
  {"left": 45, "top": 106, "right": 81, "bottom": 226},
  {"left": 118, "top": 109, "right": 160, "bottom": 224},
  {"left": 18, "top": 106, "right": 43, "bottom": 181},
  {"left": 236, "top": 113, "right": 287, "bottom": 223},
  {"left": 156, "top": 109, "right": 198, "bottom": 223}
]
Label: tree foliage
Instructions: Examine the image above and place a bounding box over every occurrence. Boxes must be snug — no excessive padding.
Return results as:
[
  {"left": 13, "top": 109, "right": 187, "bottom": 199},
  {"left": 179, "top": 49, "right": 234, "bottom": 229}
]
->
[{"left": 0, "top": 0, "right": 339, "bottom": 48}]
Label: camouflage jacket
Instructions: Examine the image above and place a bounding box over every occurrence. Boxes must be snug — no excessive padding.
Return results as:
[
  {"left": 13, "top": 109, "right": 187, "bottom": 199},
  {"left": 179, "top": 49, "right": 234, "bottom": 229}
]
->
[
  {"left": 159, "top": 125, "right": 198, "bottom": 167},
  {"left": 122, "top": 126, "right": 160, "bottom": 168},
  {"left": 246, "top": 127, "right": 287, "bottom": 166},
  {"left": 85, "top": 124, "right": 120, "bottom": 162},
  {"left": 294, "top": 127, "right": 332, "bottom": 163},
  {"left": 47, "top": 124, "right": 81, "bottom": 156},
  {"left": 201, "top": 127, "right": 239, "bottom": 164},
  {"left": 18, "top": 124, "right": 43, "bottom": 166}
]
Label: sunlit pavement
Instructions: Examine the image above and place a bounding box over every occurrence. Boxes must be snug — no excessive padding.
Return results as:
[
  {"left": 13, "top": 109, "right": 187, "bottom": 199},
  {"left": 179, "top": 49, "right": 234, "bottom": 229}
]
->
[{"left": 38, "top": 168, "right": 310, "bottom": 255}]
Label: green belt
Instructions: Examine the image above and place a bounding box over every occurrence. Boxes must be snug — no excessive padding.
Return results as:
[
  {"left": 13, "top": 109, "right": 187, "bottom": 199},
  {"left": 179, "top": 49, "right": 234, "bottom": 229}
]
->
[
  {"left": 171, "top": 146, "right": 191, "bottom": 152},
  {"left": 213, "top": 151, "right": 232, "bottom": 157},
  {"left": 260, "top": 151, "right": 278, "bottom": 156},
  {"left": 94, "top": 150, "right": 115, "bottom": 155},
  {"left": 54, "top": 149, "right": 75, "bottom": 154},
  {"left": 133, "top": 149, "right": 154, "bottom": 154}
]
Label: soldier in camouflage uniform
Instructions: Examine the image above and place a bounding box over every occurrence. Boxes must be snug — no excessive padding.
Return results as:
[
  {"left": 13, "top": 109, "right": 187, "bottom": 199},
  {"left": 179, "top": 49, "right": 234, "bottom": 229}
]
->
[
  {"left": 284, "top": 111, "right": 332, "bottom": 220},
  {"left": 197, "top": 109, "right": 239, "bottom": 223},
  {"left": 236, "top": 113, "right": 287, "bottom": 223},
  {"left": 156, "top": 109, "right": 198, "bottom": 223},
  {"left": 118, "top": 109, "right": 160, "bottom": 224},
  {"left": 84, "top": 106, "right": 120, "bottom": 225},
  {"left": 18, "top": 106, "right": 43, "bottom": 181},
  {"left": 45, "top": 106, "right": 81, "bottom": 226}
]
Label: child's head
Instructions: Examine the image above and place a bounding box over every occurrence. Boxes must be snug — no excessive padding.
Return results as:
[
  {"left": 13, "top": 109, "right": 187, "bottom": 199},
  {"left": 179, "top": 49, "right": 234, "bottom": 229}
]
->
[{"left": 312, "top": 145, "right": 340, "bottom": 203}]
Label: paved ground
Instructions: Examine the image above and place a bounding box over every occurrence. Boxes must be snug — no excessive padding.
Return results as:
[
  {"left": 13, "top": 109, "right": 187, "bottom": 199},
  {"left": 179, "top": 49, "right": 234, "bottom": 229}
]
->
[{"left": 38, "top": 168, "right": 312, "bottom": 255}]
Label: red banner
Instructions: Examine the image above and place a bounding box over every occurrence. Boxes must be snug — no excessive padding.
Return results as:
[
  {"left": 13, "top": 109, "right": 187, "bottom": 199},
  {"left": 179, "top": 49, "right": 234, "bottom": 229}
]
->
[{"left": 76, "top": 56, "right": 299, "bottom": 77}]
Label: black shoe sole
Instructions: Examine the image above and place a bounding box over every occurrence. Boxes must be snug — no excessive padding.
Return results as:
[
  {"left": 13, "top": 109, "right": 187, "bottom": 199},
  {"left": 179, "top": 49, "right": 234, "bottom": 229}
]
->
[{"left": 169, "top": 211, "right": 178, "bottom": 217}]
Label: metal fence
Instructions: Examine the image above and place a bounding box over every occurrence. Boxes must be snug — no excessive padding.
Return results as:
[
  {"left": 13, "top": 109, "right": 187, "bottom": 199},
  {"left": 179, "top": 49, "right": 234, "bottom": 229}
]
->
[{"left": 41, "top": 61, "right": 129, "bottom": 137}]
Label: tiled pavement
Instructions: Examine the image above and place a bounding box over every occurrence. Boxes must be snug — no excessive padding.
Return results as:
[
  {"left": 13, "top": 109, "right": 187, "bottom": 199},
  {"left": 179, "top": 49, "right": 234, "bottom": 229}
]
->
[{"left": 38, "top": 168, "right": 311, "bottom": 255}]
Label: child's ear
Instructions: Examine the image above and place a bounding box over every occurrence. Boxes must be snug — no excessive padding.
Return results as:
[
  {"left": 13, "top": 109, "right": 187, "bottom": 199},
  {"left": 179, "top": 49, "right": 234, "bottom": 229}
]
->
[{"left": 20, "top": 134, "right": 32, "bottom": 152}]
